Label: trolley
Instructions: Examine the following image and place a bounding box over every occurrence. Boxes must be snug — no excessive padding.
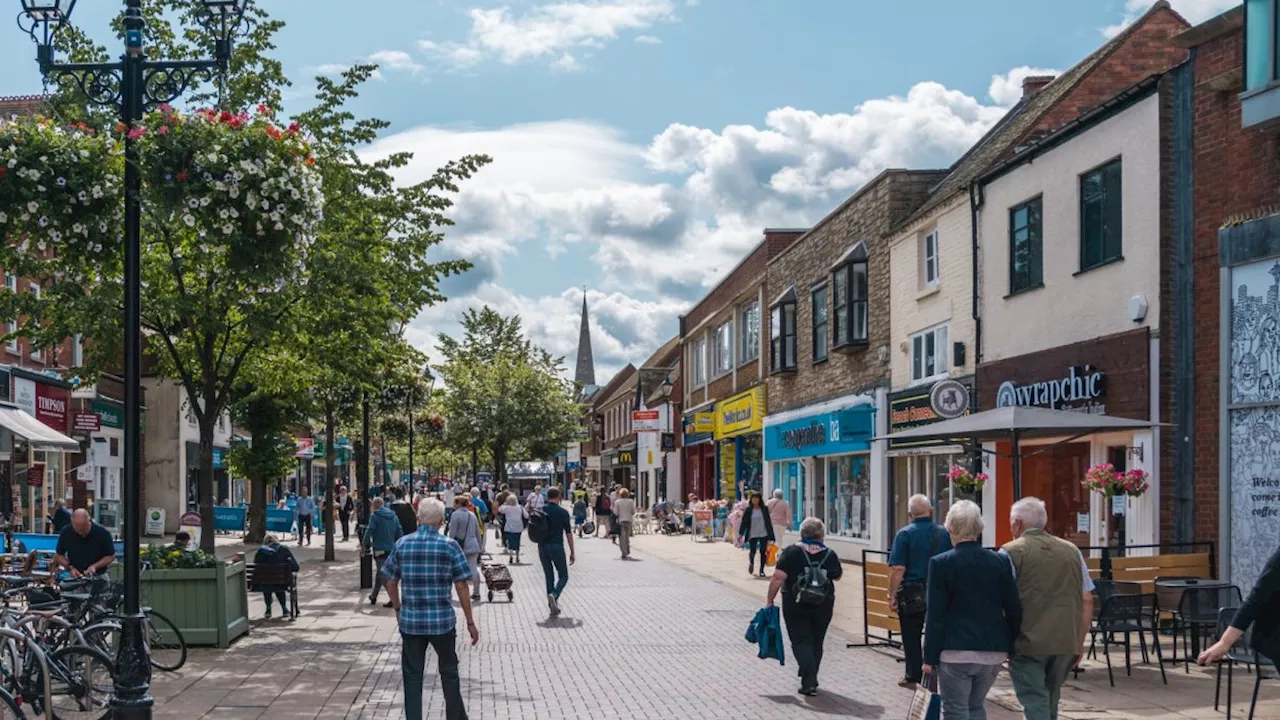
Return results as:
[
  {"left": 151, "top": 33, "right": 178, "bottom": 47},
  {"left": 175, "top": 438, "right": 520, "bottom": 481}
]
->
[{"left": 480, "top": 554, "right": 514, "bottom": 602}]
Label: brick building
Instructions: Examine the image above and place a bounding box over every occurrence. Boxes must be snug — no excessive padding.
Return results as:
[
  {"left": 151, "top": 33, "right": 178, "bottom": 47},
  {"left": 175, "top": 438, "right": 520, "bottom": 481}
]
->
[
  {"left": 679, "top": 229, "right": 803, "bottom": 502},
  {"left": 762, "top": 170, "right": 944, "bottom": 553},
  {"left": 1168, "top": 4, "right": 1280, "bottom": 591}
]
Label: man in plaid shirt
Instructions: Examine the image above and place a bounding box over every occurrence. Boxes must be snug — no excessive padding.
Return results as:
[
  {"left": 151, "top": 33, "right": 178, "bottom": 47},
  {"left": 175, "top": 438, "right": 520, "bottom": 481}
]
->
[{"left": 383, "top": 498, "right": 480, "bottom": 720}]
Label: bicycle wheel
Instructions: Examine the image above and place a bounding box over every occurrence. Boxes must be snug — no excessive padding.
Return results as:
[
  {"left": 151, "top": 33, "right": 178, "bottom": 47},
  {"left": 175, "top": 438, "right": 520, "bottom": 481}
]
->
[
  {"left": 144, "top": 611, "right": 186, "bottom": 672},
  {"left": 78, "top": 623, "right": 120, "bottom": 659},
  {"left": 0, "top": 685, "right": 24, "bottom": 719},
  {"left": 46, "top": 645, "right": 113, "bottom": 720}
]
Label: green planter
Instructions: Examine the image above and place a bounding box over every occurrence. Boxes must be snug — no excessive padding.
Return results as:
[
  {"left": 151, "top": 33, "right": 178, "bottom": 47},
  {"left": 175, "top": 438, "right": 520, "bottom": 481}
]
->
[{"left": 110, "top": 561, "right": 249, "bottom": 648}]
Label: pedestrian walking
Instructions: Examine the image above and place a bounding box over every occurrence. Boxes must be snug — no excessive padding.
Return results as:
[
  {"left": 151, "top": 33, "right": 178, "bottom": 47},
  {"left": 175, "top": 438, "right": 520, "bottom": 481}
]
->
[
  {"left": 392, "top": 486, "right": 417, "bottom": 536},
  {"left": 526, "top": 484, "right": 547, "bottom": 512},
  {"left": 594, "top": 490, "right": 613, "bottom": 539},
  {"left": 766, "top": 489, "right": 791, "bottom": 533},
  {"left": 363, "top": 497, "right": 404, "bottom": 608},
  {"left": 337, "top": 486, "right": 354, "bottom": 542},
  {"left": 922, "top": 500, "right": 1022, "bottom": 720},
  {"left": 469, "top": 487, "right": 489, "bottom": 518},
  {"left": 381, "top": 498, "right": 479, "bottom": 720},
  {"left": 1199, "top": 542, "right": 1280, "bottom": 666},
  {"left": 533, "top": 487, "right": 575, "bottom": 615},
  {"left": 252, "top": 534, "right": 299, "bottom": 620},
  {"left": 294, "top": 487, "right": 316, "bottom": 546},
  {"left": 740, "top": 492, "right": 775, "bottom": 578},
  {"left": 1000, "top": 497, "right": 1094, "bottom": 720},
  {"left": 498, "top": 495, "right": 527, "bottom": 564},
  {"left": 614, "top": 488, "right": 636, "bottom": 559},
  {"left": 765, "top": 517, "right": 843, "bottom": 696},
  {"left": 888, "top": 494, "right": 953, "bottom": 689},
  {"left": 572, "top": 492, "right": 588, "bottom": 537},
  {"left": 447, "top": 497, "right": 484, "bottom": 601}
]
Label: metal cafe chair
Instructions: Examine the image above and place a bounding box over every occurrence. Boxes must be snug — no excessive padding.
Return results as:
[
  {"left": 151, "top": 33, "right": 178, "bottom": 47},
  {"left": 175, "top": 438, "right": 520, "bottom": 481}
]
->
[
  {"left": 1178, "top": 585, "right": 1244, "bottom": 674},
  {"left": 1093, "top": 592, "right": 1167, "bottom": 687}
]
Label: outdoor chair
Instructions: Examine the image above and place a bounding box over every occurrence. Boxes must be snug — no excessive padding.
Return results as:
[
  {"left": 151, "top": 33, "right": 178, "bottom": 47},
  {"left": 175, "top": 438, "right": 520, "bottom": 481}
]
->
[
  {"left": 1212, "top": 606, "right": 1279, "bottom": 720},
  {"left": 1177, "top": 584, "right": 1243, "bottom": 673},
  {"left": 1092, "top": 592, "right": 1167, "bottom": 687}
]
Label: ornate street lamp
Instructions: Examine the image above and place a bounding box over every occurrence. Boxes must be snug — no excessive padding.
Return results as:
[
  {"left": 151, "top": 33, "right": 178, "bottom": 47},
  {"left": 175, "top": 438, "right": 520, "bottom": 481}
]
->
[{"left": 14, "top": 2, "right": 251, "bottom": 717}]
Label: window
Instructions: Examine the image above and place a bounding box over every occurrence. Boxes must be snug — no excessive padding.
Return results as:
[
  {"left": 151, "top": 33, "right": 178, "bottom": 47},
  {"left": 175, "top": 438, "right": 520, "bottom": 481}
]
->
[
  {"left": 109, "top": 437, "right": 119, "bottom": 457},
  {"left": 4, "top": 320, "right": 16, "bottom": 355},
  {"left": 827, "top": 454, "right": 871, "bottom": 539},
  {"left": 740, "top": 301, "right": 760, "bottom": 362},
  {"left": 4, "top": 276, "right": 14, "bottom": 293},
  {"left": 185, "top": 401, "right": 196, "bottom": 427},
  {"left": 26, "top": 282, "right": 40, "bottom": 362},
  {"left": 910, "top": 323, "right": 950, "bottom": 383},
  {"left": 1079, "top": 159, "right": 1123, "bottom": 271},
  {"left": 72, "top": 334, "right": 83, "bottom": 367},
  {"left": 831, "top": 242, "right": 869, "bottom": 347},
  {"left": 922, "top": 230, "right": 940, "bottom": 288},
  {"left": 1243, "top": 0, "right": 1280, "bottom": 127},
  {"left": 770, "top": 287, "right": 797, "bottom": 373},
  {"left": 811, "top": 285, "right": 828, "bottom": 362},
  {"left": 713, "top": 321, "right": 733, "bottom": 376},
  {"left": 691, "top": 337, "right": 707, "bottom": 386},
  {"left": 1009, "top": 196, "right": 1043, "bottom": 294}
]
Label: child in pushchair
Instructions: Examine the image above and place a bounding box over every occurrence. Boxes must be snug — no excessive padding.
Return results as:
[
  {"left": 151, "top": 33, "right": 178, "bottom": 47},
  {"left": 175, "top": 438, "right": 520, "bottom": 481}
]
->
[{"left": 653, "top": 501, "right": 684, "bottom": 534}]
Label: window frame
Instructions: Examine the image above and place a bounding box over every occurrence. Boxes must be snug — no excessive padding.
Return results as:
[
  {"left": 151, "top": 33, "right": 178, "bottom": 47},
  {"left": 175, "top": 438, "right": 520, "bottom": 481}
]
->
[
  {"left": 740, "top": 300, "right": 760, "bottom": 363},
  {"left": 1244, "top": 0, "right": 1279, "bottom": 92},
  {"left": 1078, "top": 158, "right": 1124, "bottom": 273},
  {"left": 922, "top": 230, "right": 940, "bottom": 288},
  {"left": 691, "top": 337, "right": 707, "bottom": 387},
  {"left": 769, "top": 288, "right": 797, "bottom": 374},
  {"left": 909, "top": 323, "right": 951, "bottom": 384},
  {"left": 713, "top": 320, "right": 733, "bottom": 377},
  {"left": 830, "top": 242, "right": 870, "bottom": 350},
  {"left": 1008, "top": 195, "right": 1044, "bottom": 296},
  {"left": 811, "top": 284, "right": 829, "bottom": 363}
]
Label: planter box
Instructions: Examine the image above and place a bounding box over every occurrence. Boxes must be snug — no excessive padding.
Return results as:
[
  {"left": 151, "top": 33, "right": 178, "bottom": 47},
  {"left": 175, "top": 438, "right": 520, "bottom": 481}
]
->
[{"left": 110, "top": 561, "right": 249, "bottom": 648}]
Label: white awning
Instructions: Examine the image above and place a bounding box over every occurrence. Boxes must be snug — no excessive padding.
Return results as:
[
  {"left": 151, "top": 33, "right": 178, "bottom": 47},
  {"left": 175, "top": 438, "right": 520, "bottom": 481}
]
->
[{"left": 0, "top": 405, "right": 81, "bottom": 451}]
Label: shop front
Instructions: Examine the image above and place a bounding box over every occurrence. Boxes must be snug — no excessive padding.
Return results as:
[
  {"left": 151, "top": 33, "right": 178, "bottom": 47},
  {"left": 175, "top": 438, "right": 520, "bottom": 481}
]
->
[
  {"left": 682, "top": 408, "right": 715, "bottom": 501},
  {"left": 976, "top": 328, "right": 1156, "bottom": 549},
  {"left": 602, "top": 447, "right": 635, "bottom": 492},
  {"left": 184, "top": 441, "right": 231, "bottom": 510},
  {"left": 8, "top": 369, "right": 77, "bottom": 533},
  {"left": 887, "top": 378, "right": 974, "bottom": 533},
  {"left": 763, "top": 390, "right": 885, "bottom": 551},
  {"left": 74, "top": 398, "right": 125, "bottom": 530},
  {"left": 714, "top": 387, "right": 765, "bottom": 501}
]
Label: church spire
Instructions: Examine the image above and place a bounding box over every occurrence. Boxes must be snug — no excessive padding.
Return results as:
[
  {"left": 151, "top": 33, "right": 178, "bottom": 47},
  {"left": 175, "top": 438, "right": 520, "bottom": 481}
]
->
[{"left": 574, "top": 288, "right": 596, "bottom": 389}]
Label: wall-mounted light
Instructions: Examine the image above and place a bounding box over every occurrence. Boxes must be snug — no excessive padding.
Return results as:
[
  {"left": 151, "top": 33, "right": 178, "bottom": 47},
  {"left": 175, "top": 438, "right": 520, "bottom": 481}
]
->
[{"left": 1129, "top": 294, "right": 1148, "bottom": 324}]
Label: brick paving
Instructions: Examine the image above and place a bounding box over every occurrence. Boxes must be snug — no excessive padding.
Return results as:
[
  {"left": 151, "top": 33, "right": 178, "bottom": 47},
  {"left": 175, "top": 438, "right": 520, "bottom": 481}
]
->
[{"left": 150, "top": 528, "right": 1021, "bottom": 719}]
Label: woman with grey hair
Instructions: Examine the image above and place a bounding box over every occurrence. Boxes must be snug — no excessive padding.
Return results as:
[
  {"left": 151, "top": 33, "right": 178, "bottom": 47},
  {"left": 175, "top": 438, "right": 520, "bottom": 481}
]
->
[
  {"left": 922, "top": 500, "right": 1022, "bottom": 720},
  {"left": 765, "top": 516, "right": 843, "bottom": 696}
]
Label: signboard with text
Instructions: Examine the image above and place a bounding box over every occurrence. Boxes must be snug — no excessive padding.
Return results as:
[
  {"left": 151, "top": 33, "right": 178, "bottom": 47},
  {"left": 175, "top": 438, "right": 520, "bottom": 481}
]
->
[
  {"left": 631, "top": 410, "right": 662, "bottom": 431},
  {"left": 34, "top": 383, "right": 68, "bottom": 432},
  {"left": 73, "top": 412, "right": 101, "bottom": 434},
  {"left": 888, "top": 379, "right": 972, "bottom": 450}
]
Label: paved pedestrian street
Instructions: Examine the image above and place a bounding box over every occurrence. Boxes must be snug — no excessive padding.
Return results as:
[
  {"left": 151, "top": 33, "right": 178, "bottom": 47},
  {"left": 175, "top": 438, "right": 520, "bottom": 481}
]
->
[{"left": 152, "top": 531, "right": 1019, "bottom": 720}]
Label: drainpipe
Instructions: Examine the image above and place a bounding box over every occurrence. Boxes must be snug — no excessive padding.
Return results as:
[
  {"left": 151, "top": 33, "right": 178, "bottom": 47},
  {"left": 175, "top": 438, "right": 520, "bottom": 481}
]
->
[
  {"left": 1171, "top": 58, "right": 1196, "bottom": 545},
  {"left": 969, "top": 182, "right": 985, "bottom": 475}
]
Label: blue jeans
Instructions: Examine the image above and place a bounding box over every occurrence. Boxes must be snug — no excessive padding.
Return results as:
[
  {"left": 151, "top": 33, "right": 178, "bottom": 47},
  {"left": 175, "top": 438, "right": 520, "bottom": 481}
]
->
[
  {"left": 539, "top": 542, "right": 568, "bottom": 598},
  {"left": 401, "top": 631, "right": 467, "bottom": 720},
  {"left": 938, "top": 662, "right": 1002, "bottom": 720}
]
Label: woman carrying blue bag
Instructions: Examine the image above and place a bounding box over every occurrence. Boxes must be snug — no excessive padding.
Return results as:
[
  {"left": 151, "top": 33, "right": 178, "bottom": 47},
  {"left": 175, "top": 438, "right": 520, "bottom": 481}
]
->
[{"left": 764, "top": 516, "right": 843, "bottom": 696}]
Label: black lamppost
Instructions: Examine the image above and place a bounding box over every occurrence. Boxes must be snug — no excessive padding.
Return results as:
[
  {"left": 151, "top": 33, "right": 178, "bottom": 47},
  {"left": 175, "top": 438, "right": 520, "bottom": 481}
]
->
[
  {"left": 16, "top": 2, "right": 249, "bottom": 717},
  {"left": 660, "top": 376, "right": 674, "bottom": 500},
  {"left": 408, "top": 365, "right": 434, "bottom": 490}
]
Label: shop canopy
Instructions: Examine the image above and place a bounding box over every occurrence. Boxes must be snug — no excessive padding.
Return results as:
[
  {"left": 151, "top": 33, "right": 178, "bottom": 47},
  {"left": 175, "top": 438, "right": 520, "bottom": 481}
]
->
[
  {"left": 873, "top": 405, "right": 1166, "bottom": 497},
  {"left": 0, "top": 403, "right": 80, "bottom": 451}
]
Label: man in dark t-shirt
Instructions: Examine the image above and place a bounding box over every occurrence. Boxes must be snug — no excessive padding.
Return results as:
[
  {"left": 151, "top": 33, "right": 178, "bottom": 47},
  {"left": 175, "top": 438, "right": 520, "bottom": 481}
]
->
[
  {"left": 54, "top": 509, "right": 116, "bottom": 577},
  {"left": 537, "top": 488, "right": 575, "bottom": 616}
]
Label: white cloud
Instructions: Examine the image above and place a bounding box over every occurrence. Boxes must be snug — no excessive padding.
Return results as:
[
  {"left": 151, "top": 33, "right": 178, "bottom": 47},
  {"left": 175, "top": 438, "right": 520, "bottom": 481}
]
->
[
  {"left": 634, "top": 35, "right": 662, "bottom": 44},
  {"left": 551, "top": 52, "right": 583, "bottom": 72},
  {"left": 420, "top": 0, "right": 680, "bottom": 70},
  {"left": 1103, "top": 0, "right": 1238, "bottom": 37},
  {"left": 368, "top": 49, "right": 425, "bottom": 75},
  {"left": 987, "top": 66, "right": 1061, "bottom": 107},
  {"left": 383, "top": 70, "right": 1032, "bottom": 379},
  {"left": 315, "top": 63, "right": 350, "bottom": 75}
]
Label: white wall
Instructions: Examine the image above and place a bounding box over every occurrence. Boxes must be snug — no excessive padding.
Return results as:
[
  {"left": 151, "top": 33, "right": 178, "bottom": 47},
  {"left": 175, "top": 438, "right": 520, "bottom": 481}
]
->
[
  {"left": 889, "top": 195, "right": 977, "bottom": 388},
  {"left": 980, "top": 94, "right": 1161, "bottom": 362}
]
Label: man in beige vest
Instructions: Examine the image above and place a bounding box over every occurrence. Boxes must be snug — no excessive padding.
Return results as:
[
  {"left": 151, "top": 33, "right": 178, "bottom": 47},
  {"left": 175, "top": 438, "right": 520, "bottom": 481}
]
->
[{"left": 1000, "top": 498, "right": 1094, "bottom": 720}]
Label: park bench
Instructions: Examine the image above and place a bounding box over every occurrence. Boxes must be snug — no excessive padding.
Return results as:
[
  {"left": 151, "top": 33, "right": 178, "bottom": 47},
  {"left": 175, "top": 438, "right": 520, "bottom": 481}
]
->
[{"left": 245, "top": 562, "right": 299, "bottom": 619}]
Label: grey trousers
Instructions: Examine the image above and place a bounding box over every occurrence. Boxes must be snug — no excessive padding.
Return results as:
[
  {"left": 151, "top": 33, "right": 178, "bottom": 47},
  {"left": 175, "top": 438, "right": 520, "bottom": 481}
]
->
[
  {"left": 938, "top": 662, "right": 1002, "bottom": 720},
  {"left": 619, "top": 521, "right": 633, "bottom": 557},
  {"left": 1008, "top": 654, "right": 1076, "bottom": 720}
]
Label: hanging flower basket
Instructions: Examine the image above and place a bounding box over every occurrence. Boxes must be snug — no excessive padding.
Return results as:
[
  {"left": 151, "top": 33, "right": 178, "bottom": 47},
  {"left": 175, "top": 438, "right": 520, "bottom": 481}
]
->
[
  {"left": 947, "top": 465, "right": 988, "bottom": 494},
  {"left": 1082, "top": 463, "right": 1149, "bottom": 498}
]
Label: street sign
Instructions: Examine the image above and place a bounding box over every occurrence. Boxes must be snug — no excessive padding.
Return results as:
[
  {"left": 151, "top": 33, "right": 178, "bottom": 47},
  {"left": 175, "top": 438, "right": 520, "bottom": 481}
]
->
[
  {"left": 73, "top": 412, "right": 100, "bottom": 433},
  {"left": 632, "top": 410, "right": 661, "bottom": 431}
]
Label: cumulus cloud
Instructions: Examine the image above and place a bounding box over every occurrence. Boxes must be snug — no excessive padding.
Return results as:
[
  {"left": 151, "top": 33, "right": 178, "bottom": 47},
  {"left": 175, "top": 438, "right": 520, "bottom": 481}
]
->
[
  {"left": 635, "top": 35, "right": 662, "bottom": 44},
  {"left": 368, "top": 49, "right": 425, "bottom": 75},
  {"left": 988, "top": 66, "right": 1061, "bottom": 107},
  {"left": 1103, "top": 0, "right": 1238, "bottom": 37},
  {"left": 419, "top": 0, "right": 681, "bottom": 71}
]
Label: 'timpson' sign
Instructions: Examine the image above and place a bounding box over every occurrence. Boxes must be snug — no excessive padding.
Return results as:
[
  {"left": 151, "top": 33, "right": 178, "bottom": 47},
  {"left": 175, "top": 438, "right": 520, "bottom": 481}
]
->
[{"left": 995, "top": 365, "right": 1105, "bottom": 411}]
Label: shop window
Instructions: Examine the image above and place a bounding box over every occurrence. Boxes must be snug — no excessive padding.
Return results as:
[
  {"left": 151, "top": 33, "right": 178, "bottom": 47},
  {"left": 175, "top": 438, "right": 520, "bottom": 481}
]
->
[
  {"left": 1243, "top": 0, "right": 1280, "bottom": 127},
  {"left": 921, "top": 230, "right": 940, "bottom": 289},
  {"left": 770, "top": 286, "right": 797, "bottom": 373},
  {"left": 713, "top": 320, "right": 733, "bottom": 376},
  {"left": 910, "top": 323, "right": 950, "bottom": 383},
  {"left": 691, "top": 337, "right": 707, "bottom": 386},
  {"left": 740, "top": 300, "right": 760, "bottom": 362},
  {"left": 831, "top": 242, "right": 869, "bottom": 348},
  {"left": 811, "top": 285, "right": 828, "bottom": 363},
  {"left": 1079, "top": 159, "right": 1123, "bottom": 271},
  {"left": 826, "top": 455, "right": 871, "bottom": 539},
  {"left": 1009, "top": 196, "right": 1043, "bottom": 295}
]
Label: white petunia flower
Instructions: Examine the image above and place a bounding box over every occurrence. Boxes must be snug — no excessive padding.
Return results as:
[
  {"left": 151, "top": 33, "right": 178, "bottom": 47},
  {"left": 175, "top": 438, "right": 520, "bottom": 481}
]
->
[
  {"left": 182, "top": 215, "right": 195, "bottom": 227},
  {"left": 27, "top": 202, "right": 38, "bottom": 213},
  {"left": 37, "top": 216, "right": 48, "bottom": 227}
]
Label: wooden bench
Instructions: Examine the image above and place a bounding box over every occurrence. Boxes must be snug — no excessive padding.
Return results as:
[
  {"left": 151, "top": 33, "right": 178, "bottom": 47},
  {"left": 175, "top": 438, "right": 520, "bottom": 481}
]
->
[
  {"left": 862, "top": 556, "right": 901, "bottom": 647},
  {"left": 1084, "top": 552, "right": 1213, "bottom": 593},
  {"left": 245, "top": 563, "right": 298, "bottom": 619}
]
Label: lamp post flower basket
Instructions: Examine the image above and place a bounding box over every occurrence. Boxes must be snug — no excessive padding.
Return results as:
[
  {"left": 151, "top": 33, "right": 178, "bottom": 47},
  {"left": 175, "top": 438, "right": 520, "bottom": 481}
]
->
[
  {"left": 947, "top": 465, "right": 988, "bottom": 496},
  {"left": 1082, "top": 463, "right": 1150, "bottom": 498},
  {"left": 109, "top": 543, "right": 249, "bottom": 648}
]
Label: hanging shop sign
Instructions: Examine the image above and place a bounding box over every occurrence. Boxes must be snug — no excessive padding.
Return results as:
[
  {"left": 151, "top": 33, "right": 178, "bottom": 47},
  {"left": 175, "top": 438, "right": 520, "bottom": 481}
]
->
[
  {"left": 683, "top": 410, "right": 715, "bottom": 445},
  {"left": 91, "top": 400, "right": 122, "bottom": 429},
  {"left": 12, "top": 377, "right": 35, "bottom": 418},
  {"left": 25, "top": 462, "right": 44, "bottom": 488},
  {"left": 632, "top": 410, "right": 662, "bottom": 432},
  {"left": 586, "top": 456, "right": 601, "bottom": 470},
  {"left": 73, "top": 412, "right": 101, "bottom": 434},
  {"left": 764, "top": 400, "right": 875, "bottom": 461},
  {"left": 995, "top": 365, "right": 1106, "bottom": 413},
  {"left": 294, "top": 438, "right": 314, "bottom": 458},
  {"left": 715, "top": 387, "right": 765, "bottom": 440},
  {"left": 618, "top": 449, "right": 635, "bottom": 465},
  {"left": 661, "top": 432, "right": 676, "bottom": 452},
  {"left": 889, "top": 379, "right": 973, "bottom": 450},
  {"left": 34, "top": 383, "right": 68, "bottom": 433}
]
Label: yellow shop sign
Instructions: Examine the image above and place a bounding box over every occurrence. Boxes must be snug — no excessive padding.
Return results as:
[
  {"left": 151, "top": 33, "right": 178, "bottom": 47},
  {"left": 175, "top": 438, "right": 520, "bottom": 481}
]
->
[{"left": 716, "top": 387, "right": 765, "bottom": 439}]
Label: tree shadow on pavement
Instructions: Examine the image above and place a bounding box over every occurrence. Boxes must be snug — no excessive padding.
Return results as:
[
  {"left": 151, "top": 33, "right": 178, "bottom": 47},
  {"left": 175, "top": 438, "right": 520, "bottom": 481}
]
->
[
  {"left": 537, "top": 616, "right": 584, "bottom": 629},
  {"left": 763, "top": 691, "right": 885, "bottom": 717}
]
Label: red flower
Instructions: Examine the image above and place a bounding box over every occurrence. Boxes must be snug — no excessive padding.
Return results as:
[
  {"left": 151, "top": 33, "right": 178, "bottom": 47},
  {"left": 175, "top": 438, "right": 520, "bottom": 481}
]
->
[
  {"left": 0, "top": 167, "right": 7, "bottom": 179},
  {"left": 228, "top": 117, "right": 243, "bottom": 129},
  {"left": 264, "top": 125, "right": 282, "bottom": 140},
  {"left": 114, "top": 122, "right": 127, "bottom": 134},
  {"left": 304, "top": 156, "right": 315, "bottom": 166},
  {"left": 286, "top": 122, "right": 300, "bottom": 136},
  {"left": 158, "top": 125, "right": 170, "bottom": 135},
  {"left": 256, "top": 103, "right": 271, "bottom": 115},
  {"left": 176, "top": 170, "right": 189, "bottom": 181},
  {"left": 157, "top": 103, "right": 173, "bottom": 114},
  {"left": 126, "top": 127, "right": 148, "bottom": 140},
  {"left": 219, "top": 111, "right": 234, "bottom": 124}
]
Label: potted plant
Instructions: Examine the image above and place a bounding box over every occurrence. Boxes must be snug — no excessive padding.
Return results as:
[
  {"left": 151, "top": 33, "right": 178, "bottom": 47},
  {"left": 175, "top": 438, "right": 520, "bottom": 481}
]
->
[
  {"left": 1082, "top": 463, "right": 1150, "bottom": 498},
  {"left": 947, "top": 464, "right": 988, "bottom": 498},
  {"left": 110, "top": 543, "right": 249, "bottom": 648}
]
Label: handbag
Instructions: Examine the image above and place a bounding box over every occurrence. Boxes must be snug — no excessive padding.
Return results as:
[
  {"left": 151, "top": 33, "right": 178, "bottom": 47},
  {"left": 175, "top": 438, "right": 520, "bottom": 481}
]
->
[
  {"left": 765, "top": 542, "right": 780, "bottom": 566},
  {"left": 905, "top": 672, "right": 941, "bottom": 720}
]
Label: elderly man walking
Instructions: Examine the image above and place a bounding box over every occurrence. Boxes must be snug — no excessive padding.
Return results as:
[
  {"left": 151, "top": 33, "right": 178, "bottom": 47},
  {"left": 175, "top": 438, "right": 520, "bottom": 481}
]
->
[
  {"left": 888, "top": 494, "right": 952, "bottom": 689},
  {"left": 1000, "top": 497, "right": 1094, "bottom": 720},
  {"left": 382, "top": 498, "right": 479, "bottom": 720}
]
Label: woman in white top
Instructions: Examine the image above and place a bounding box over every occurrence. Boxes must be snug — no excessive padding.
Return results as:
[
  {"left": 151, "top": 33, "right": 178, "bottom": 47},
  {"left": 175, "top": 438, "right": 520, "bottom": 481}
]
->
[
  {"left": 446, "top": 497, "right": 485, "bottom": 600},
  {"left": 499, "top": 495, "right": 529, "bottom": 564}
]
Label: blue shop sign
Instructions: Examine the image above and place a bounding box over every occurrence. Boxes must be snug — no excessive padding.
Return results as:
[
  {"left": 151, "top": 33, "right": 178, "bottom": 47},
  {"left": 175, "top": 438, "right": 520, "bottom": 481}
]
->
[
  {"left": 764, "top": 404, "right": 875, "bottom": 461},
  {"left": 212, "top": 447, "right": 224, "bottom": 469}
]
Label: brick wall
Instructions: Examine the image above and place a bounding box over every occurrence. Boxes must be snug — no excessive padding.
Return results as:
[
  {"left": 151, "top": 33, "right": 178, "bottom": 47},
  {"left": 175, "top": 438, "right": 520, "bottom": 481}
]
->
[
  {"left": 766, "top": 170, "right": 946, "bottom": 415},
  {"left": 1179, "top": 24, "right": 1280, "bottom": 544}
]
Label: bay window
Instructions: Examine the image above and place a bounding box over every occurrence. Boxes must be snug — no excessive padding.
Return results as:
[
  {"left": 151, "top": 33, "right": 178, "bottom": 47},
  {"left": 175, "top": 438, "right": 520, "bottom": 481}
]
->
[
  {"left": 770, "top": 286, "right": 797, "bottom": 374},
  {"left": 831, "top": 242, "right": 869, "bottom": 349}
]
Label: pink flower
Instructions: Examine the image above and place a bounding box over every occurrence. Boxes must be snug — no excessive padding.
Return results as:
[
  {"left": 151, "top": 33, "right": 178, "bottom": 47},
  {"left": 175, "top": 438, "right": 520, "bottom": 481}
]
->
[
  {"left": 126, "top": 127, "right": 147, "bottom": 140},
  {"left": 158, "top": 125, "right": 169, "bottom": 135}
]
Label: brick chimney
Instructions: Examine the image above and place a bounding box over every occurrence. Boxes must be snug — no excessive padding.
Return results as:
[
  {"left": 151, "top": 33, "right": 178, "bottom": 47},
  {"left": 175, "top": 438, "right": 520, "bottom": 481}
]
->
[{"left": 1022, "top": 76, "right": 1056, "bottom": 100}]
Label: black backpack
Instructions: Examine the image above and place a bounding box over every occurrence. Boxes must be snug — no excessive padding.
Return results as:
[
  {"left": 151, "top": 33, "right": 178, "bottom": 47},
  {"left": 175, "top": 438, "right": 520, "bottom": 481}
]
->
[
  {"left": 526, "top": 508, "right": 550, "bottom": 543},
  {"left": 792, "top": 548, "right": 834, "bottom": 606}
]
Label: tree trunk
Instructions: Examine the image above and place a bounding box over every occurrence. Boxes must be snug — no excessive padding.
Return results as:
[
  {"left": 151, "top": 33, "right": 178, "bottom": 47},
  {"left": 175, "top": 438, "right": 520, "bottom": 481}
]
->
[
  {"left": 198, "top": 412, "right": 217, "bottom": 554},
  {"left": 324, "top": 403, "right": 337, "bottom": 562},
  {"left": 245, "top": 473, "right": 267, "bottom": 544},
  {"left": 492, "top": 442, "right": 507, "bottom": 487}
]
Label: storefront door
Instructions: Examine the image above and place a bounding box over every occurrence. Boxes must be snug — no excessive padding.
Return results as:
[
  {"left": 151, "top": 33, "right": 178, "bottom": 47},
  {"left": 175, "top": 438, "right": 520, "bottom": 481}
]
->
[{"left": 1021, "top": 441, "right": 1092, "bottom": 549}]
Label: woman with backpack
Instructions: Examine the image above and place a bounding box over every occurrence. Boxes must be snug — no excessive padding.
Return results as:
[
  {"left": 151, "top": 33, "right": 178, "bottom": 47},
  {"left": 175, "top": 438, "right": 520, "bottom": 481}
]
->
[
  {"left": 594, "top": 491, "right": 613, "bottom": 539},
  {"left": 765, "top": 516, "right": 843, "bottom": 697}
]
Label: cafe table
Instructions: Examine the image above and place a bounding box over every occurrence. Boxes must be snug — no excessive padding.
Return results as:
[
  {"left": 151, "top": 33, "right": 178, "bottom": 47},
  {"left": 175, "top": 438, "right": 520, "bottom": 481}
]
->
[{"left": 1155, "top": 578, "right": 1239, "bottom": 662}]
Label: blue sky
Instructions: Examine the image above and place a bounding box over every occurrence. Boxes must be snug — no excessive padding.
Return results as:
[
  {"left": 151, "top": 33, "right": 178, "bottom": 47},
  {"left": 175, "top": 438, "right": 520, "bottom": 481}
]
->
[{"left": 0, "top": 0, "right": 1236, "bottom": 380}]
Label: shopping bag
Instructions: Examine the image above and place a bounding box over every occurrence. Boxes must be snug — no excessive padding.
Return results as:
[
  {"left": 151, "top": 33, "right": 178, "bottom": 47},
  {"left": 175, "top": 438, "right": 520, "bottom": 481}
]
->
[
  {"left": 905, "top": 673, "right": 941, "bottom": 720},
  {"left": 765, "top": 542, "right": 780, "bottom": 566}
]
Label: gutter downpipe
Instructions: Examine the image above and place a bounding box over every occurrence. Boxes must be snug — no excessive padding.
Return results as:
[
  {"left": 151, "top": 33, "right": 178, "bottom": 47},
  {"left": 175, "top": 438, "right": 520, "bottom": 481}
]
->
[{"left": 969, "top": 182, "right": 985, "bottom": 475}]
